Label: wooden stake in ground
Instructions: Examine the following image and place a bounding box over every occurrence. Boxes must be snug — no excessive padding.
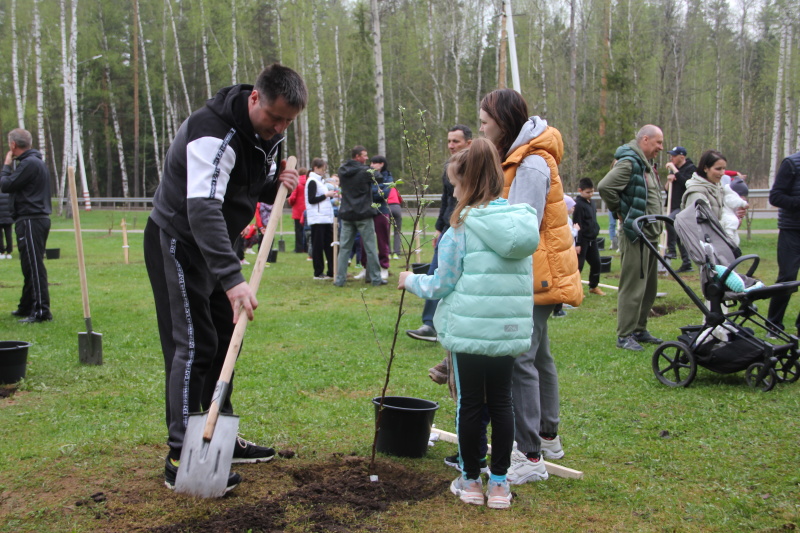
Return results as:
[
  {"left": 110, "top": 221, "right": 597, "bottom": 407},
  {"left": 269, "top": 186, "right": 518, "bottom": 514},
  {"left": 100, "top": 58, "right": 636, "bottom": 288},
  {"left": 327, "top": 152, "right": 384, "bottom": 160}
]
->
[
  {"left": 414, "top": 229, "right": 422, "bottom": 264},
  {"left": 431, "top": 428, "right": 584, "bottom": 480},
  {"left": 332, "top": 216, "right": 339, "bottom": 280},
  {"left": 121, "top": 218, "right": 129, "bottom": 264}
]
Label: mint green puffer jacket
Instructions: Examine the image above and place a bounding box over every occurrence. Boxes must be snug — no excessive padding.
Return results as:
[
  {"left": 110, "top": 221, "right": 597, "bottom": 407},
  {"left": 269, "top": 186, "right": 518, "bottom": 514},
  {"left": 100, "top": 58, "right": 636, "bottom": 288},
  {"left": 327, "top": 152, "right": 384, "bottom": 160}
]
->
[{"left": 433, "top": 199, "right": 540, "bottom": 357}]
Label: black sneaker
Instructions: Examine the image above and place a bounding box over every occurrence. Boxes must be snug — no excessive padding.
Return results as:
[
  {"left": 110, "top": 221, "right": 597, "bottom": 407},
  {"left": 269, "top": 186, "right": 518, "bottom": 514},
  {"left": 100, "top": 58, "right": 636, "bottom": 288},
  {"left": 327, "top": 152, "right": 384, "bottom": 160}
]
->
[
  {"left": 18, "top": 314, "right": 53, "bottom": 323},
  {"left": 632, "top": 330, "right": 663, "bottom": 344},
  {"left": 675, "top": 264, "right": 694, "bottom": 273},
  {"left": 232, "top": 435, "right": 275, "bottom": 464},
  {"left": 164, "top": 457, "right": 241, "bottom": 493},
  {"left": 617, "top": 335, "right": 644, "bottom": 351},
  {"left": 444, "top": 453, "right": 489, "bottom": 474},
  {"left": 405, "top": 325, "right": 437, "bottom": 342}
]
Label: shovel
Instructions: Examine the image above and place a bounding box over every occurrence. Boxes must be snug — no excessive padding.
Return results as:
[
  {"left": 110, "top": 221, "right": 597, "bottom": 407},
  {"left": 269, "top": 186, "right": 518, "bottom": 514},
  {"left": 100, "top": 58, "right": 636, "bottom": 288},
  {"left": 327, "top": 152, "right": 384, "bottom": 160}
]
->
[
  {"left": 174, "top": 156, "right": 295, "bottom": 498},
  {"left": 67, "top": 167, "right": 102, "bottom": 365}
]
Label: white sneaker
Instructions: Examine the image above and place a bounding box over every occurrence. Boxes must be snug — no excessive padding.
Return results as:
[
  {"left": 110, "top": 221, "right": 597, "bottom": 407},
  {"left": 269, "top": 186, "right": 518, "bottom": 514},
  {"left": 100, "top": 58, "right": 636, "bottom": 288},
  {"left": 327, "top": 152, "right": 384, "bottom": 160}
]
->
[
  {"left": 380, "top": 268, "right": 389, "bottom": 280},
  {"left": 540, "top": 435, "right": 565, "bottom": 460},
  {"left": 450, "top": 476, "right": 484, "bottom": 506},
  {"left": 245, "top": 248, "right": 256, "bottom": 255},
  {"left": 0, "top": 255, "right": 5, "bottom": 260},
  {"left": 353, "top": 269, "right": 366, "bottom": 280},
  {"left": 506, "top": 449, "right": 548, "bottom": 485},
  {"left": 6, "top": 254, "right": 11, "bottom": 259}
]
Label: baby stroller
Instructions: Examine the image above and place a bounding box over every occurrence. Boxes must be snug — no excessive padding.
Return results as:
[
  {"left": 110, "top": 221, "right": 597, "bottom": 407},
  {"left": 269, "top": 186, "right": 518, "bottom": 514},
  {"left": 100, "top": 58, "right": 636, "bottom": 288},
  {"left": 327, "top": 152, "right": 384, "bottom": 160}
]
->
[{"left": 633, "top": 199, "right": 800, "bottom": 391}]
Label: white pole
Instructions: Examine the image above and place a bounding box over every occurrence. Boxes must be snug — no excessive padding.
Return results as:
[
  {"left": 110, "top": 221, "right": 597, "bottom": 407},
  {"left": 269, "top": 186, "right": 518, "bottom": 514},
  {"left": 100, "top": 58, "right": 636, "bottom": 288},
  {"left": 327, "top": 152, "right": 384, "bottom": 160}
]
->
[{"left": 505, "top": 0, "right": 521, "bottom": 92}]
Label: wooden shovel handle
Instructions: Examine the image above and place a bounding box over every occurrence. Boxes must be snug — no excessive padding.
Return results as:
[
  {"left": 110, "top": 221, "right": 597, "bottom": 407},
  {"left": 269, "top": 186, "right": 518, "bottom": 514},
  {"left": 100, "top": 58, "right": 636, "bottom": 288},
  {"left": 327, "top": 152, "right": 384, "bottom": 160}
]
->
[
  {"left": 203, "top": 156, "right": 296, "bottom": 440},
  {"left": 67, "top": 167, "right": 91, "bottom": 320}
]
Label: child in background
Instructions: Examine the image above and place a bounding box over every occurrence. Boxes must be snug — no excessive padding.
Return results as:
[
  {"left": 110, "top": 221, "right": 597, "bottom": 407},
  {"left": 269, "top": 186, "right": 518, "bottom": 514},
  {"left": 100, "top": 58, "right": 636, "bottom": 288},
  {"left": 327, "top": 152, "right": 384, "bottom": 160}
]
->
[
  {"left": 552, "top": 195, "right": 578, "bottom": 318},
  {"left": 573, "top": 178, "right": 605, "bottom": 296},
  {"left": 398, "top": 138, "right": 539, "bottom": 509}
]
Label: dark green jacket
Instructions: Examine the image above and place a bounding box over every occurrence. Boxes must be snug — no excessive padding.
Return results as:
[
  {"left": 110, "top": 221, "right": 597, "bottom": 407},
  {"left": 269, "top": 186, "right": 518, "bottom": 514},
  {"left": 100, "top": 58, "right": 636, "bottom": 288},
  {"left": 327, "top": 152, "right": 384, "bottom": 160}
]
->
[{"left": 598, "top": 140, "right": 663, "bottom": 242}]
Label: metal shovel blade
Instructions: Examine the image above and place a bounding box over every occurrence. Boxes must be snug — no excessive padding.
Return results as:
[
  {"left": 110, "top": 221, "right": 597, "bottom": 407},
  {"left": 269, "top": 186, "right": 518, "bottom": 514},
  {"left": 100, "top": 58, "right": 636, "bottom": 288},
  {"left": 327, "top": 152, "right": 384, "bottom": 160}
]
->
[
  {"left": 174, "top": 412, "right": 239, "bottom": 498},
  {"left": 78, "top": 331, "right": 103, "bottom": 365}
]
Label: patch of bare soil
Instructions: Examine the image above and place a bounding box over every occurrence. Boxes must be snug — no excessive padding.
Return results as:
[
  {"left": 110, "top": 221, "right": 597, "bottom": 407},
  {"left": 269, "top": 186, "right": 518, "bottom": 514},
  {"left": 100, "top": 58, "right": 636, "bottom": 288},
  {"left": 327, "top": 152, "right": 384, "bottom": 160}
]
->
[
  {"left": 101, "top": 455, "right": 446, "bottom": 533},
  {"left": 0, "top": 385, "right": 17, "bottom": 398},
  {"left": 649, "top": 303, "right": 691, "bottom": 317}
]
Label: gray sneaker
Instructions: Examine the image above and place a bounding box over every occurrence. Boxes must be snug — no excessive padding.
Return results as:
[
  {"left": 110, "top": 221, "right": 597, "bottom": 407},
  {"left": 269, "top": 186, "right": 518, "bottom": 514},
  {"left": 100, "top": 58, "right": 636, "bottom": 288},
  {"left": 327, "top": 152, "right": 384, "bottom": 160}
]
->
[
  {"left": 617, "top": 335, "right": 644, "bottom": 351},
  {"left": 506, "top": 449, "right": 548, "bottom": 485},
  {"left": 486, "top": 479, "right": 512, "bottom": 509},
  {"left": 450, "top": 475, "right": 484, "bottom": 505},
  {"left": 406, "top": 325, "right": 437, "bottom": 342}
]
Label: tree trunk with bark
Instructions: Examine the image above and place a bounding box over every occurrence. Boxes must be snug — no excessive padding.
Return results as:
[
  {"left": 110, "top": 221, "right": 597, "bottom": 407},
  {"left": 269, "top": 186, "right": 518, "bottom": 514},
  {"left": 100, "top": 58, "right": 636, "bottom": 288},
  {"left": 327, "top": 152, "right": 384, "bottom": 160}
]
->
[{"left": 371, "top": 0, "right": 386, "bottom": 156}]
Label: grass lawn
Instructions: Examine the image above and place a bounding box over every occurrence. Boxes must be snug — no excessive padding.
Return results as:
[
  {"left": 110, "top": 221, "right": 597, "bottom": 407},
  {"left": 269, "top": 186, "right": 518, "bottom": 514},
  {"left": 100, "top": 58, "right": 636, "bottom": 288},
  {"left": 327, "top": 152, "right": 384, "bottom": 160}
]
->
[{"left": 0, "top": 209, "right": 798, "bottom": 532}]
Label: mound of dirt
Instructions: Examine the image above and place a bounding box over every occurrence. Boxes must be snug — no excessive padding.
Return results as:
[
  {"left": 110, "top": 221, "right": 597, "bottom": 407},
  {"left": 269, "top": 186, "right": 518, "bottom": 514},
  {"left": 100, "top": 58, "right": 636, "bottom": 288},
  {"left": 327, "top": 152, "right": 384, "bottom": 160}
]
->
[{"left": 150, "top": 455, "right": 446, "bottom": 533}]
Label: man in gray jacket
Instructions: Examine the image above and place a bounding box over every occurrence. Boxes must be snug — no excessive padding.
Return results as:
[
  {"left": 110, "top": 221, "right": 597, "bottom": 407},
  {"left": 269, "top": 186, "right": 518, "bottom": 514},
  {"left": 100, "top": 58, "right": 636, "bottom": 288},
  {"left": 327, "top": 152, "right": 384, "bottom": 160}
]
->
[{"left": 0, "top": 128, "right": 52, "bottom": 323}]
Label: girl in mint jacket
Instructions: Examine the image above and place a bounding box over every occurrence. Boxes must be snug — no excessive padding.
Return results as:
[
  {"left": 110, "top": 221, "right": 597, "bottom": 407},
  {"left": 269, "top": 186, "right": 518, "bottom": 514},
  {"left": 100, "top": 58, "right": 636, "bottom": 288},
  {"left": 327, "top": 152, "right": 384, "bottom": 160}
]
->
[{"left": 399, "top": 138, "right": 539, "bottom": 509}]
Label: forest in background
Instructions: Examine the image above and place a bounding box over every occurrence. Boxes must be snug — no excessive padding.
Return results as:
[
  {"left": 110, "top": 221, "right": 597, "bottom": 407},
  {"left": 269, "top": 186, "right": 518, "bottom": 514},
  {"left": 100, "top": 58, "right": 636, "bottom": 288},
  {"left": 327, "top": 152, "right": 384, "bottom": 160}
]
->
[{"left": 0, "top": 0, "right": 798, "bottom": 204}]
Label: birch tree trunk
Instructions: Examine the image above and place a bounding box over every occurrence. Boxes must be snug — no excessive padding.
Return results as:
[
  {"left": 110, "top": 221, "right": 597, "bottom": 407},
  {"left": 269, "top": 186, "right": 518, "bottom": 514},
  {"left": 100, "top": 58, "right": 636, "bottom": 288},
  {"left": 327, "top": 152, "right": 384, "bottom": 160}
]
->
[
  {"left": 427, "top": 0, "right": 443, "bottom": 125},
  {"left": 311, "top": 3, "right": 329, "bottom": 164},
  {"left": 231, "top": 0, "right": 238, "bottom": 84},
  {"left": 11, "top": 0, "right": 26, "bottom": 128},
  {"left": 569, "top": 0, "right": 578, "bottom": 183},
  {"left": 538, "top": 10, "right": 547, "bottom": 118},
  {"left": 162, "top": 6, "right": 178, "bottom": 142},
  {"left": 333, "top": 25, "right": 346, "bottom": 160},
  {"left": 371, "top": 0, "right": 386, "bottom": 156},
  {"left": 133, "top": 0, "right": 140, "bottom": 198},
  {"left": 783, "top": 26, "right": 793, "bottom": 158},
  {"left": 768, "top": 19, "right": 788, "bottom": 186},
  {"left": 136, "top": 0, "right": 163, "bottom": 182},
  {"left": 33, "top": 0, "right": 45, "bottom": 154},
  {"left": 59, "top": 0, "right": 73, "bottom": 211},
  {"left": 104, "top": 61, "right": 130, "bottom": 198},
  {"left": 70, "top": 0, "right": 91, "bottom": 210},
  {"left": 199, "top": 0, "right": 212, "bottom": 99},
  {"left": 165, "top": 0, "right": 192, "bottom": 116}
]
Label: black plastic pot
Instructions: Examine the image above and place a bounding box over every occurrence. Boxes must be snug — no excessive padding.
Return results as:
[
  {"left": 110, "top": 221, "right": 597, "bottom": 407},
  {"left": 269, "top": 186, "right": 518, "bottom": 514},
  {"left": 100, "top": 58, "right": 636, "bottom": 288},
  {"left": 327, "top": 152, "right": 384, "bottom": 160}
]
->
[
  {"left": 600, "top": 256, "right": 612, "bottom": 273},
  {"left": 372, "top": 396, "right": 439, "bottom": 458},
  {"left": 45, "top": 248, "right": 60, "bottom": 260},
  {"left": 267, "top": 250, "right": 278, "bottom": 263},
  {"left": 0, "top": 341, "right": 31, "bottom": 384},
  {"left": 411, "top": 263, "right": 430, "bottom": 275}
]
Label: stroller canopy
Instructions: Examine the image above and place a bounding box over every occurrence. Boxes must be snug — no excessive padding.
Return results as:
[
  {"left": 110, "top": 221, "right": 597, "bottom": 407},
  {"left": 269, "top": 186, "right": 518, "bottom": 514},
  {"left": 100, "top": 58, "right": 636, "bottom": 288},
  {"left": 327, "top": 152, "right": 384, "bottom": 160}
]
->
[{"left": 675, "top": 198, "right": 741, "bottom": 268}]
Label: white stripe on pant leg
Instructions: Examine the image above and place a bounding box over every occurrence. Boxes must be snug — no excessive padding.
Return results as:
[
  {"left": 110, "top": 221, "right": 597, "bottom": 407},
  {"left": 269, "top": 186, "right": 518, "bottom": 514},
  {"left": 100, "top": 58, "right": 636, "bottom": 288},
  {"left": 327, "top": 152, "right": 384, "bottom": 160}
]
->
[
  {"left": 25, "top": 220, "right": 44, "bottom": 317},
  {"left": 169, "top": 238, "right": 196, "bottom": 429}
]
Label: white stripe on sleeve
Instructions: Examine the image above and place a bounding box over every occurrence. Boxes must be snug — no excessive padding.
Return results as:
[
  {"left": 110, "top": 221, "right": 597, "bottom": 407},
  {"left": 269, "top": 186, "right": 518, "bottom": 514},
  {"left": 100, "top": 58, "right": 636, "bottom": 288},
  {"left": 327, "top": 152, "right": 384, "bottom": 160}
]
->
[{"left": 186, "top": 134, "right": 237, "bottom": 202}]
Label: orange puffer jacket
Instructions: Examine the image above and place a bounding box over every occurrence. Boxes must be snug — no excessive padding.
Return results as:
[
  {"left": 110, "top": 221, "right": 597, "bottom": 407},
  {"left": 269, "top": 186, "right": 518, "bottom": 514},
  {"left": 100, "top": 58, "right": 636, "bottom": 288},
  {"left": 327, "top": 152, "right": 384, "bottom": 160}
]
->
[{"left": 502, "top": 126, "right": 583, "bottom": 307}]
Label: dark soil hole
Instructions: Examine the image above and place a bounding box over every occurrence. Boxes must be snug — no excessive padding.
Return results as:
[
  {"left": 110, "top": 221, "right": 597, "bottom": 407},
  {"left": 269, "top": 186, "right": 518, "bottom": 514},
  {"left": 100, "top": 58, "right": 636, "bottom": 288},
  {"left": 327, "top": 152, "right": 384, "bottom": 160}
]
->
[
  {"left": 650, "top": 303, "right": 691, "bottom": 317},
  {"left": 150, "top": 456, "right": 446, "bottom": 533},
  {"left": 0, "top": 385, "right": 18, "bottom": 398}
]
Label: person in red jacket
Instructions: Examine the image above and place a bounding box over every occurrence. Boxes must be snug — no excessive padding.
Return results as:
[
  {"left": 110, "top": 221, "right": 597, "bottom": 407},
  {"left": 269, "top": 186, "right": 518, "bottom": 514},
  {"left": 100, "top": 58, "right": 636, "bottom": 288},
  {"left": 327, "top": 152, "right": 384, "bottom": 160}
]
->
[{"left": 288, "top": 168, "right": 308, "bottom": 253}]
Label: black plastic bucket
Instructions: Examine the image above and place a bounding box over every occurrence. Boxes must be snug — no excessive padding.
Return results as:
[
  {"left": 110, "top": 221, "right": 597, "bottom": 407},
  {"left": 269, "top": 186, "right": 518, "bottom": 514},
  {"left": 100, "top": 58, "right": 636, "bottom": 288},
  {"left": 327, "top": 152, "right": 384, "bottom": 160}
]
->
[
  {"left": 411, "top": 263, "right": 430, "bottom": 275},
  {"left": 267, "top": 250, "right": 278, "bottom": 263},
  {"left": 600, "top": 256, "right": 612, "bottom": 273},
  {"left": 45, "top": 248, "right": 60, "bottom": 260},
  {"left": 0, "top": 341, "right": 31, "bottom": 384},
  {"left": 372, "top": 396, "right": 439, "bottom": 458}
]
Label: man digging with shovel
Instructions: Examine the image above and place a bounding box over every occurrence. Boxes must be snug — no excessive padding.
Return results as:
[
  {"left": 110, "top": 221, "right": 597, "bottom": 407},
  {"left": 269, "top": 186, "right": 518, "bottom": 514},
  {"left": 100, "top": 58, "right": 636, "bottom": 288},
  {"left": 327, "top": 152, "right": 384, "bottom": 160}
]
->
[{"left": 144, "top": 64, "right": 307, "bottom": 494}]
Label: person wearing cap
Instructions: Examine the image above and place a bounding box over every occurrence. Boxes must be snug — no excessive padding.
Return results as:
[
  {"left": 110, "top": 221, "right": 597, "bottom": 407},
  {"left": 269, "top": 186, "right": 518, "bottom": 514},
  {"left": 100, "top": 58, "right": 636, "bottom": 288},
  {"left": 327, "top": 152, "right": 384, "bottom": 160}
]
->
[{"left": 663, "top": 146, "right": 695, "bottom": 273}]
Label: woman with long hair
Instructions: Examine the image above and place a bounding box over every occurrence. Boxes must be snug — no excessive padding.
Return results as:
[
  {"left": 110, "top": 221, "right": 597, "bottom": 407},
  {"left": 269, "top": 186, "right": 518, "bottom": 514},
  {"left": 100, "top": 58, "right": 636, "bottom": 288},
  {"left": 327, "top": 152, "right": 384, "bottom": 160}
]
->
[{"left": 478, "top": 88, "right": 583, "bottom": 484}]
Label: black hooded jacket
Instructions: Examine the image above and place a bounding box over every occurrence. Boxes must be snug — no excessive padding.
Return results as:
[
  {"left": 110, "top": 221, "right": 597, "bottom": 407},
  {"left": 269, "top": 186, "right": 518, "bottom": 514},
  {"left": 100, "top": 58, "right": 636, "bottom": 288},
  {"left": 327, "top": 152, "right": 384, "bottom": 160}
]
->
[
  {"left": 149, "top": 84, "right": 283, "bottom": 291},
  {"left": 337, "top": 159, "right": 378, "bottom": 221},
  {"left": 0, "top": 149, "right": 52, "bottom": 220}
]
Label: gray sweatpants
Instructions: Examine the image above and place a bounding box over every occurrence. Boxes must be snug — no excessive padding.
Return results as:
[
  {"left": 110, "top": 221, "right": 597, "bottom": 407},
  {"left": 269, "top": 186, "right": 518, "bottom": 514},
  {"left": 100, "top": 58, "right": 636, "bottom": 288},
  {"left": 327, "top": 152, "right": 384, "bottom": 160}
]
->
[
  {"left": 617, "top": 232, "right": 659, "bottom": 337},
  {"left": 511, "top": 303, "right": 560, "bottom": 455}
]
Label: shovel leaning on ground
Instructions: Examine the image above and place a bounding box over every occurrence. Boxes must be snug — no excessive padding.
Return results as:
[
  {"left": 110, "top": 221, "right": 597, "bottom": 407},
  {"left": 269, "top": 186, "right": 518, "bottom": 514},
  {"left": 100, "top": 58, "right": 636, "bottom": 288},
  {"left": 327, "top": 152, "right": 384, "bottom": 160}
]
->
[
  {"left": 67, "top": 167, "right": 102, "bottom": 365},
  {"left": 174, "top": 156, "right": 295, "bottom": 498}
]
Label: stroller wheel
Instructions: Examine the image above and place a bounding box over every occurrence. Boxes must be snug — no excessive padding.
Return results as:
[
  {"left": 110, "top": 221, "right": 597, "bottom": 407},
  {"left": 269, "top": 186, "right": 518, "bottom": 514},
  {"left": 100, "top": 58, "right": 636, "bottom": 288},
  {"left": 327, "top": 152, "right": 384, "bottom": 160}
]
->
[
  {"left": 744, "top": 363, "right": 777, "bottom": 392},
  {"left": 652, "top": 341, "right": 696, "bottom": 388},
  {"left": 774, "top": 358, "right": 800, "bottom": 384}
]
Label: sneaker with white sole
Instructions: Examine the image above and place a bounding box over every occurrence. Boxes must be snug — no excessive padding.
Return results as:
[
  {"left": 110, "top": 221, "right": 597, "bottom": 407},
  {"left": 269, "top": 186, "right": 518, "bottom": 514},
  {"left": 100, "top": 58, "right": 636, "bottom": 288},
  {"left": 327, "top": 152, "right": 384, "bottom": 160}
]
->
[
  {"left": 164, "top": 457, "right": 241, "bottom": 493},
  {"left": 444, "top": 453, "right": 489, "bottom": 474},
  {"left": 540, "top": 435, "right": 565, "bottom": 460},
  {"left": 486, "top": 479, "right": 512, "bottom": 509},
  {"left": 506, "top": 449, "right": 548, "bottom": 485},
  {"left": 380, "top": 268, "right": 389, "bottom": 280},
  {"left": 450, "top": 475, "right": 484, "bottom": 506},
  {"left": 353, "top": 269, "right": 366, "bottom": 280},
  {"left": 232, "top": 436, "right": 275, "bottom": 464},
  {"left": 405, "top": 324, "right": 437, "bottom": 342}
]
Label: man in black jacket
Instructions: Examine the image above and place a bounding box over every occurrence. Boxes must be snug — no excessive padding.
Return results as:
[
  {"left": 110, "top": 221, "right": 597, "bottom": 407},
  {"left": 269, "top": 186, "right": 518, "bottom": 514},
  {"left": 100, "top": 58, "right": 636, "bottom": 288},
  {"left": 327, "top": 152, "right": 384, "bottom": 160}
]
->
[
  {"left": 0, "top": 128, "right": 52, "bottom": 323},
  {"left": 405, "top": 124, "right": 472, "bottom": 342},
  {"left": 664, "top": 146, "right": 695, "bottom": 272},
  {"left": 143, "top": 63, "right": 306, "bottom": 493},
  {"left": 334, "top": 145, "right": 383, "bottom": 286},
  {"left": 767, "top": 150, "right": 800, "bottom": 336}
]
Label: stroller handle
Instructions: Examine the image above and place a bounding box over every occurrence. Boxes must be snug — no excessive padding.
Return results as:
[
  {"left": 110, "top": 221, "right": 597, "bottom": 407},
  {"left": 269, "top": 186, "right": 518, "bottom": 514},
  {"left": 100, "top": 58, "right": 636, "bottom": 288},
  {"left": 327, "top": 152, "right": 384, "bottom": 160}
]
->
[
  {"left": 633, "top": 214, "right": 673, "bottom": 239},
  {"left": 720, "top": 253, "right": 760, "bottom": 280}
]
